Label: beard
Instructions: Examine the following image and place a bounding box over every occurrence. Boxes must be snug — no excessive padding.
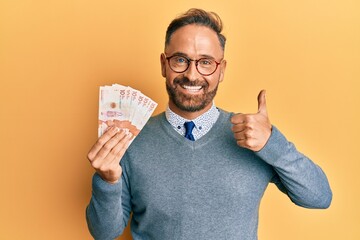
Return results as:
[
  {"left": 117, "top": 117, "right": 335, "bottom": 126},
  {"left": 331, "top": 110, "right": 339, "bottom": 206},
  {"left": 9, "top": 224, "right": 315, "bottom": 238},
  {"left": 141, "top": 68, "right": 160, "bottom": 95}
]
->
[{"left": 166, "top": 76, "right": 219, "bottom": 112}]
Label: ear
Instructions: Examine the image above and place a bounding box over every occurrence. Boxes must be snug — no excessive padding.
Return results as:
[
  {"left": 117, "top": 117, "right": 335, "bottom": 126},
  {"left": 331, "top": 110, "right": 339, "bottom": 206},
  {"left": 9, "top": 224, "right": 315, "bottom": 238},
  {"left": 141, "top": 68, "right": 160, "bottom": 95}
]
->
[
  {"left": 219, "top": 59, "right": 227, "bottom": 82},
  {"left": 160, "top": 53, "right": 166, "bottom": 77}
]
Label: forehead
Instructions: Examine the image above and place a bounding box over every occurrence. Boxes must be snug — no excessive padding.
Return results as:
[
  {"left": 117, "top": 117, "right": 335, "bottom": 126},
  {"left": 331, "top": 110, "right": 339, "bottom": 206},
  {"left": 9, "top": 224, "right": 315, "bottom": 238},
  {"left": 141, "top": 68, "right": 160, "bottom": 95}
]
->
[{"left": 166, "top": 24, "right": 223, "bottom": 58}]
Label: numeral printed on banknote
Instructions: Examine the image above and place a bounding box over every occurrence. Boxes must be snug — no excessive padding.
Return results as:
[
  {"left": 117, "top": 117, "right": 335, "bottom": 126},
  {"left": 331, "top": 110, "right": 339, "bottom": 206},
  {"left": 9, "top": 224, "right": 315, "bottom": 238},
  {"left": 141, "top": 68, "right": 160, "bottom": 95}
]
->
[{"left": 98, "top": 84, "right": 158, "bottom": 142}]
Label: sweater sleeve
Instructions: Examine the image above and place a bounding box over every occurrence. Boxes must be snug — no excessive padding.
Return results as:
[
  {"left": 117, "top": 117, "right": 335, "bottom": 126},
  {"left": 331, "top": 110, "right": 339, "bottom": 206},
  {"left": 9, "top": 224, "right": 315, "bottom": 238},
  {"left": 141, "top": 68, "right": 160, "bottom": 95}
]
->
[
  {"left": 255, "top": 126, "right": 332, "bottom": 209},
  {"left": 86, "top": 167, "right": 132, "bottom": 239}
]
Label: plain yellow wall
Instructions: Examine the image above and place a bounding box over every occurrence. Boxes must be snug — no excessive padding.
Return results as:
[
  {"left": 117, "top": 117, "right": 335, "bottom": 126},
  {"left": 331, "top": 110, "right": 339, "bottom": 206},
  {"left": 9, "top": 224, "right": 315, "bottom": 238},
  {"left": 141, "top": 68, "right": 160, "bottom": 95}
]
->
[{"left": 1, "top": 0, "right": 359, "bottom": 239}]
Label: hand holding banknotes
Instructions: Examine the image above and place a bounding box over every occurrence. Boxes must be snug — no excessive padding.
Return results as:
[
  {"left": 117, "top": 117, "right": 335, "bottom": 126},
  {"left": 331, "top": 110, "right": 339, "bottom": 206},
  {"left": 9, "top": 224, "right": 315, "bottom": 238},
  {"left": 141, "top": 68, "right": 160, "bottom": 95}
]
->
[
  {"left": 88, "top": 84, "right": 157, "bottom": 183},
  {"left": 231, "top": 90, "right": 272, "bottom": 152},
  {"left": 87, "top": 125, "right": 132, "bottom": 184}
]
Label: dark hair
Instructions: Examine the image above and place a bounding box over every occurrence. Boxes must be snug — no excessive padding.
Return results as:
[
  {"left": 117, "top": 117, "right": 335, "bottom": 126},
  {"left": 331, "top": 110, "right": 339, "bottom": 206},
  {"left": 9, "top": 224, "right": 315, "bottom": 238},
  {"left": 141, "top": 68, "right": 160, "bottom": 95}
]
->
[{"left": 165, "top": 8, "right": 226, "bottom": 51}]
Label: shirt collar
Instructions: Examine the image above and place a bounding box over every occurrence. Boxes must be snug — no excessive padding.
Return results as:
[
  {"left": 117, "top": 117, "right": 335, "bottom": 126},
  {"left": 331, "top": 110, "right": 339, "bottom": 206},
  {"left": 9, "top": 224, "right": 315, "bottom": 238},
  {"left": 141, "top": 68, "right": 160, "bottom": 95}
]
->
[{"left": 165, "top": 102, "right": 220, "bottom": 139}]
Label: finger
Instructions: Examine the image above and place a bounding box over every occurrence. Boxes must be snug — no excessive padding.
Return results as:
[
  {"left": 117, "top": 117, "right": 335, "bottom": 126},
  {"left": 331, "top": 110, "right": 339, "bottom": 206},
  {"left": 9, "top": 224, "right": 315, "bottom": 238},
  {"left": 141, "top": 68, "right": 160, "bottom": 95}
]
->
[
  {"left": 96, "top": 133, "right": 132, "bottom": 180},
  {"left": 236, "top": 138, "right": 248, "bottom": 147},
  {"left": 90, "top": 130, "right": 128, "bottom": 169},
  {"left": 233, "top": 126, "right": 255, "bottom": 140},
  {"left": 232, "top": 124, "right": 246, "bottom": 134},
  {"left": 231, "top": 115, "right": 256, "bottom": 133},
  {"left": 95, "top": 130, "right": 128, "bottom": 160},
  {"left": 257, "top": 89, "right": 268, "bottom": 115},
  {"left": 236, "top": 138, "right": 256, "bottom": 150},
  {"left": 230, "top": 113, "right": 247, "bottom": 125},
  {"left": 87, "top": 126, "right": 120, "bottom": 161},
  {"left": 107, "top": 132, "right": 133, "bottom": 165}
]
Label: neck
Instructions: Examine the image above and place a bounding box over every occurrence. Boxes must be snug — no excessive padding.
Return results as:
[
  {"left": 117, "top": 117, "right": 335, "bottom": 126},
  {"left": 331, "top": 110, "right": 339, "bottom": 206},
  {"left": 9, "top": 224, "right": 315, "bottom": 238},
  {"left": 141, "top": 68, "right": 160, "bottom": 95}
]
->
[{"left": 168, "top": 101, "right": 213, "bottom": 120}]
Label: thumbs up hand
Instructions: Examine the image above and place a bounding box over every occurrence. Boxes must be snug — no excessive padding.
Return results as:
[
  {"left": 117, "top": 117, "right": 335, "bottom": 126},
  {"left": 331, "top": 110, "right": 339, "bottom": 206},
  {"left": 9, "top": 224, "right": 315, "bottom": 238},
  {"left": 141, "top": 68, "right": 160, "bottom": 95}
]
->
[{"left": 230, "top": 90, "right": 272, "bottom": 152}]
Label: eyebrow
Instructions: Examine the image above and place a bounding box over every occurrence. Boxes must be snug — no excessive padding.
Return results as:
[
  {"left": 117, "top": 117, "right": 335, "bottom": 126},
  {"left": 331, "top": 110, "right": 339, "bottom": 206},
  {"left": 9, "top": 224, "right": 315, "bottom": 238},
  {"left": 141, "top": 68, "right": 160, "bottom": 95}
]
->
[{"left": 168, "top": 51, "right": 216, "bottom": 60}]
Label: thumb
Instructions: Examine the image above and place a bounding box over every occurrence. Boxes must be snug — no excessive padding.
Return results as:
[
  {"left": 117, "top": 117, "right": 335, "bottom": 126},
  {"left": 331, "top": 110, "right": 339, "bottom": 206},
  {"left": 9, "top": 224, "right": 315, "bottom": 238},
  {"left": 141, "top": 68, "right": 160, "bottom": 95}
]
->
[{"left": 257, "top": 90, "right": 268, "bottom": 115}]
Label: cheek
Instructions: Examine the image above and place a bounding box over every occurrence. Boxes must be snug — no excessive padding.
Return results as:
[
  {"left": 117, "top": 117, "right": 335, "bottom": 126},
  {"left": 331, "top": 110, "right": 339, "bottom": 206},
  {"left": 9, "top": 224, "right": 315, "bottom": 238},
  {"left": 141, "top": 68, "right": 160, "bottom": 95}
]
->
[
  {"left": 165, "top": 73, "right": 177, "bottom": 87},
  {"left": 167, "top": 73, "right": 185, "bottom": 84},
  {"left": 207, "top": 76, "right": 221, "bottom": 89}
]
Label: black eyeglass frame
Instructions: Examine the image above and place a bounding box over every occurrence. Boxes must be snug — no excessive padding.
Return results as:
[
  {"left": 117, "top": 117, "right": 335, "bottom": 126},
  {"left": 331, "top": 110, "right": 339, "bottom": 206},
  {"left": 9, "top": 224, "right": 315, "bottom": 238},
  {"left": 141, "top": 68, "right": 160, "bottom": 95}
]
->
[{"left": 165, "top": 54, "right": 222, "bottom": 76}]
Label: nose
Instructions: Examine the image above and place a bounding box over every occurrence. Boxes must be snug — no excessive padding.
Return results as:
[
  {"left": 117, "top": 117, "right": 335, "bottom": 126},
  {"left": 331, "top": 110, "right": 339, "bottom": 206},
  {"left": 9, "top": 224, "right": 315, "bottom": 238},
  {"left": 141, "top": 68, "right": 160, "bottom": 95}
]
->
[{"left": 183, "top": 61, "right": 200, "bottom": 81}]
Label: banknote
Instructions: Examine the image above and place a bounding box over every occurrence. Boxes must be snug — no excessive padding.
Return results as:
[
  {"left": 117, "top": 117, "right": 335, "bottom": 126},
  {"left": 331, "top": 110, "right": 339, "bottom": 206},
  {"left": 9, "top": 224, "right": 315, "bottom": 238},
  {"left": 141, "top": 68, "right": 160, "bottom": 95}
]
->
[{"left": 98, "top": 84, "right": 158, "bottom": 142}]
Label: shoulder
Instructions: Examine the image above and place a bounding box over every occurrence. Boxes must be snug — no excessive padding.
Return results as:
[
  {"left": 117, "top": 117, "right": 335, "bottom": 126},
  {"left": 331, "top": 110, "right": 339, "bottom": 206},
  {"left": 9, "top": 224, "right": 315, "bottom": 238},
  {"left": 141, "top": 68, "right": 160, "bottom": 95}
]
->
[
  {"left": 217, "top": 108, "right": 233, "bottom": 118},
  {"left": 216, "top": 108, "right": 235, "bottom": 128},
  {"left": 139, "top": 112, "right": 167, "bottom": 134}
]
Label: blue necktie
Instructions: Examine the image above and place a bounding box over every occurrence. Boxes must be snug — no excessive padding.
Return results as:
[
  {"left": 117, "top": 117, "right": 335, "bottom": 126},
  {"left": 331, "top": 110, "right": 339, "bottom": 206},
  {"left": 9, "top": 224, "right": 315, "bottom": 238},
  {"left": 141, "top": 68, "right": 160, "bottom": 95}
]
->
[{"left": 184, "top": 121, "right": 195, "bottom": 141}]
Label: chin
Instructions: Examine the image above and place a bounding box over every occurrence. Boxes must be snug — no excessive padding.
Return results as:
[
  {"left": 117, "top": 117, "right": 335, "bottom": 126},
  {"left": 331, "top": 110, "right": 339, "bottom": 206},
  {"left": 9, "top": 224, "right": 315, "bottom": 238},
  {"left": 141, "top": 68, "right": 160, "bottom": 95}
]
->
[{"left": 176, "top": 103, "right": 207, "bottom": 112}]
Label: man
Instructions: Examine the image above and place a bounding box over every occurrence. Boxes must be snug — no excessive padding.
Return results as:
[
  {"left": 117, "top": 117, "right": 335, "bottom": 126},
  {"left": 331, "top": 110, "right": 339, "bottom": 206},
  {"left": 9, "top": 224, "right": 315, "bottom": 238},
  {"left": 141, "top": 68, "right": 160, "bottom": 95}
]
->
[{"left": 86, "top": 8, "right": 332, "bottom": 240}]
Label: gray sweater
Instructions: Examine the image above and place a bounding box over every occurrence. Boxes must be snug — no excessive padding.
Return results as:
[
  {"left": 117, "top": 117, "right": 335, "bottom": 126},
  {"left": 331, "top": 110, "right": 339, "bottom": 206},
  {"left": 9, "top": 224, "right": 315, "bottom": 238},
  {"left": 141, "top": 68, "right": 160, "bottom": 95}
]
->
[{"left": 86, "top": 110, "right": 332, "bottom": 240}]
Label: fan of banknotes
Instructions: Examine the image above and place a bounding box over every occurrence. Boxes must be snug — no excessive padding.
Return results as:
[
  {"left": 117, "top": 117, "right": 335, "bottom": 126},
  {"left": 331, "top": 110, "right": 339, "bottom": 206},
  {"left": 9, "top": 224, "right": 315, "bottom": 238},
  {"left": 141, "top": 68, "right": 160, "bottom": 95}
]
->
[{"left": 98, "top": 84, "right": 158, "bottom": 141}]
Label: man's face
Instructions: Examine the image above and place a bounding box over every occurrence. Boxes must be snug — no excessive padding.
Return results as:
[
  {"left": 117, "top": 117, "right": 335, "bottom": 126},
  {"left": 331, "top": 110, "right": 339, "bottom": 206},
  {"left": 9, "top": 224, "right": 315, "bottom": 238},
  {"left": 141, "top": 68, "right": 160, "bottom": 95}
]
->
[{"left": 161, "top": 24, "right": 226, "bottom": 115}]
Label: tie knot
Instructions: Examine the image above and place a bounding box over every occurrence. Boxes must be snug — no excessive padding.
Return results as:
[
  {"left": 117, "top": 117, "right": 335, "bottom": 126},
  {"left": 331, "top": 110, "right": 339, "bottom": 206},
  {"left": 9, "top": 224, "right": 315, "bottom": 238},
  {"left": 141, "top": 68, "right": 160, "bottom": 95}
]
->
[{"left": 184, "top": 121, "right": 195, "bottom": 141}]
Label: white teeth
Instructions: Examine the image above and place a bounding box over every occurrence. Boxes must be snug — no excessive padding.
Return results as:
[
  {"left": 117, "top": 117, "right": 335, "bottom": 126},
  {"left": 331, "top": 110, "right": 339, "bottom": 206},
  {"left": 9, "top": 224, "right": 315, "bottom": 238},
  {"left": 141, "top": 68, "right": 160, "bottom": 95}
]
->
[{"left": 182, "top": 85, "right": 202, "bottom": 91}]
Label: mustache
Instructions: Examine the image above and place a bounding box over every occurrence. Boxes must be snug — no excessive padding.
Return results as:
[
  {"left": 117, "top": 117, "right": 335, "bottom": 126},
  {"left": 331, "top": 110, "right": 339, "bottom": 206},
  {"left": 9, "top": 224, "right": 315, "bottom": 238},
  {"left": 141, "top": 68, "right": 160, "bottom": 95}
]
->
[{"left": 173, "top": 77, "right": 208, "bottom": 88}]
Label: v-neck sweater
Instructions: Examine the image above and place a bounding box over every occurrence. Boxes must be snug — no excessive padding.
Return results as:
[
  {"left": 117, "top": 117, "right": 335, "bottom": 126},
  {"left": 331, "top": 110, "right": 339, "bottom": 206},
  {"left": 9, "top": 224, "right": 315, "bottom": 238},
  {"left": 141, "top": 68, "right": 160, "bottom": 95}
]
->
[{"left": 86, "top": 109, "right": 332, "bottom": 240}]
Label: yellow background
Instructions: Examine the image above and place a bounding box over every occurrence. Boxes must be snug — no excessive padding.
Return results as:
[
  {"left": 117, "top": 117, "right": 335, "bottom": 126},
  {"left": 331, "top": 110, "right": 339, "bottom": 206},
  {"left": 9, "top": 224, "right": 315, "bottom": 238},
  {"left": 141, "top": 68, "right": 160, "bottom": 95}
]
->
[{"left": 1, "top": 0, "right": 359, "bottom": 239}]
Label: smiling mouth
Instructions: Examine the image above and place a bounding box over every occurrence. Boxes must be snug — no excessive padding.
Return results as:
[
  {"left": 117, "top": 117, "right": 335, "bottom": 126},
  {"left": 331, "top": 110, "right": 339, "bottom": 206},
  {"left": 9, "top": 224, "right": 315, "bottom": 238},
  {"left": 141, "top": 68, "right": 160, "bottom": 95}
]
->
[{"left": 181, "top": 85, "right": 203, "bottom": 92}]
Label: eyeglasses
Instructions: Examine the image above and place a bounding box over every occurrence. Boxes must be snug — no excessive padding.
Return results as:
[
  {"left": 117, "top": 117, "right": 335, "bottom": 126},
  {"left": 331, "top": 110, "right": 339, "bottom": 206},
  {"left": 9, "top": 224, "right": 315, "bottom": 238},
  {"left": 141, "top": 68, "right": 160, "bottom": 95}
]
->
[{"left": 165, "top": 54, "right": 222, "bottom": 76}]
